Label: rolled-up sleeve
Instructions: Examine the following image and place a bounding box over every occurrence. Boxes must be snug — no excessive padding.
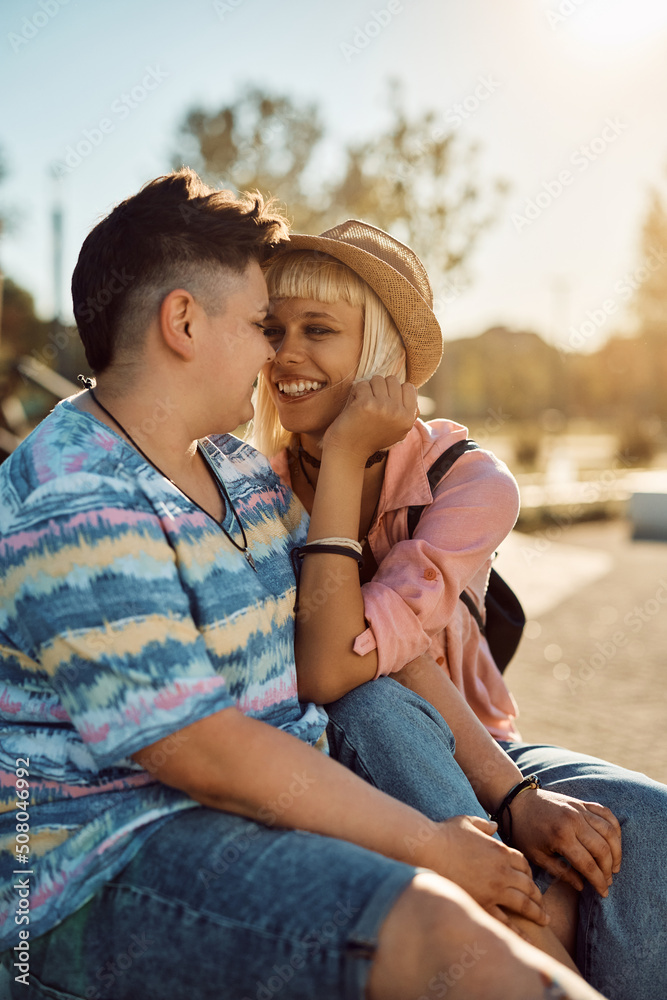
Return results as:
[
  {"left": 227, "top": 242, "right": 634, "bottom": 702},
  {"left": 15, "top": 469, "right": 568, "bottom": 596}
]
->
[{"left": 353, "top": 448, "right": 520, "bottom": 677}]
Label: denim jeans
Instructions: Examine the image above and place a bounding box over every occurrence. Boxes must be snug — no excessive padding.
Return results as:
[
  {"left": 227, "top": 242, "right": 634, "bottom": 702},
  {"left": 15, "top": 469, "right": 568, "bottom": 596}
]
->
[
  {"left": 326, "top": 677, "right": 667, "bottom": 1000},
  {"left": 500, "top": 740, "right": 667, "bottom": 1000},
  {"left": 0, "top": 808, "right": 416, "bottom": 999}
]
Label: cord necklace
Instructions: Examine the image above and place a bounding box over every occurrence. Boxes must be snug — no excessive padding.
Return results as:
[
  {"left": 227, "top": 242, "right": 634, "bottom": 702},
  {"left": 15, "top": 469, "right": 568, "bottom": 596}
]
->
[
  {"left": 79, "top": 377, "right": 256, "bottom": 571},
  {"left": 292, "top": 441, "right": 382, "bottom": 551}
]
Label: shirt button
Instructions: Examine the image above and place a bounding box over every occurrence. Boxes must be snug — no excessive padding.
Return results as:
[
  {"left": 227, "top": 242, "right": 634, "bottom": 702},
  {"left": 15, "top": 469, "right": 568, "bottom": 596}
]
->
[
  {"left": 424, "top": 568, "right": 437, "bottom": 581},
  {"left": 436, "top": 656, "right": 445, "bottom": 666}
]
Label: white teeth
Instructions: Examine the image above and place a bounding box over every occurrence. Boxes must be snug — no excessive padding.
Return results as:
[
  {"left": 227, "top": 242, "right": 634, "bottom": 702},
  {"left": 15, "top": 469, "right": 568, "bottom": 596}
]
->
[{"left": 277, "top": 380, "right": 324, "bottom": 396}]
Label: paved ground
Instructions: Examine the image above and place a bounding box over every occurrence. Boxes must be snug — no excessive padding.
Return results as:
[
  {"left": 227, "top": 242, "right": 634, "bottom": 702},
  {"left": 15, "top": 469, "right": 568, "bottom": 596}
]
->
[{"left": 494, "top": 518, "right": 667, "bottom": 784}]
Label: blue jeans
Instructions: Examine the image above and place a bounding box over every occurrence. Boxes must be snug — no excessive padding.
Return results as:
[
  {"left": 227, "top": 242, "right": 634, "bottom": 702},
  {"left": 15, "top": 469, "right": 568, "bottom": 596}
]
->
[
  {"left": 326, "top": 677, "right": 667, "bottom": 1000},
  {"left": 500, "top": 740, "right": 667, "bottom": 1000},
  {"left": 0, "top": 809, "right": 416, "bottom": 999}
]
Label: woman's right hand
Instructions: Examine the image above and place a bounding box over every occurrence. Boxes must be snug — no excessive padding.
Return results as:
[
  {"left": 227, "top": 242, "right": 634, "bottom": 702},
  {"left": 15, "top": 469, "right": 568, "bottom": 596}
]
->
[
  {"left": 419, "top": 814, "right": 549, "bottom": 927},
  {"left": 322, "top": 375, "right": 418, "bottom": 465}
]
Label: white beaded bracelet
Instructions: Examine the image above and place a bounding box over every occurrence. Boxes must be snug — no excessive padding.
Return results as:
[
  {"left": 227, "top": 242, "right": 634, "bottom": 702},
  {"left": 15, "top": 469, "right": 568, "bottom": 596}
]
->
[{"left": 305, "top": 536, "right": 363, "bottom": 555}]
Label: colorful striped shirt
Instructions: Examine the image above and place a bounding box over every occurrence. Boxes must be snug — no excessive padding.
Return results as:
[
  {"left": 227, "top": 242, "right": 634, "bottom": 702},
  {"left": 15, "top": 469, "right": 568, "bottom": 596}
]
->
[{"left": 0, "top": 400, "right": 326, "bottom": 949}]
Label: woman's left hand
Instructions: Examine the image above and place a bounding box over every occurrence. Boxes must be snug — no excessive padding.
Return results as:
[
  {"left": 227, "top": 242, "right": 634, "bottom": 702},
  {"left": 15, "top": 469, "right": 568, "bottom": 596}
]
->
[
  {"left": 508, "top": 787, "right": 622, "bottom": 896},
  {"left": 322, "top": 375, "right": 418, "bottom": 465}
]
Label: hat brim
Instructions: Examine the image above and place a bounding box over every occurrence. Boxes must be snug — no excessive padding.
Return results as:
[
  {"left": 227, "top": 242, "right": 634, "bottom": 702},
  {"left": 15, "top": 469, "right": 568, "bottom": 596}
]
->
[{"left": 267, "top": 233, "right": 443, "bottom": 388}]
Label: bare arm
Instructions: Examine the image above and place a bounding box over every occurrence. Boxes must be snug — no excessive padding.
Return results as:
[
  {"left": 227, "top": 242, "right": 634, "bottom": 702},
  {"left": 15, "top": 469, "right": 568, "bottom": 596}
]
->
[
  {"left": 295, "top": 376, "right": 417, "bottom": 703},
  {"left": 295, "top": 443, "right": 376, "bottom": 702},
  {"left": 393, "top": 653, "right": 524, "bottom": 814},
  {"left": 131, "top": 705, "right": 548, "bottom": 924},
  {"left": 394, "top": 653, "right": 622, "bottom": 897}
]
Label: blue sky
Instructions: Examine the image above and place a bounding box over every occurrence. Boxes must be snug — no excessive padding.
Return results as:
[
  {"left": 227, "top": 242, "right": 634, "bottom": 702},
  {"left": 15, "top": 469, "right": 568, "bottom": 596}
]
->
[{"left": 1, "top": 0, "right": 667, "bottom": 350}]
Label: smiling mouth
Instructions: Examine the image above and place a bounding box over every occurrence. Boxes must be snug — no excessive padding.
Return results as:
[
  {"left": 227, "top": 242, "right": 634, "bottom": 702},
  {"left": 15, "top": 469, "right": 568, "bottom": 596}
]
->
[{"left": 276, "top": 379, "right": 326, "bottom": 399}]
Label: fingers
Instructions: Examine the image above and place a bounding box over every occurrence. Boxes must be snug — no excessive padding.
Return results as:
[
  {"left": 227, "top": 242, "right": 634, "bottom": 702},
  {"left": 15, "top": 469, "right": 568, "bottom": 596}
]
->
[
  {"left": 536, "top": 853, "right": 584, "bottom": 893},
  {"left": 534, "top": 825, "right": 612, "bottom": 897},
  {"left": 536, "top": 832, "right": 609, "bottom": 896},
  {"left": 512, "top": 789, "right": 623, "bottom": 900},
  {"left": 365, "top": 375, "right": 417, "bottom": 409},
  {"left": 401, "top": 381, "right": 418, "bottom": 412},
  {"left": 584, "top": 801, "right": 622, "bottom": 873},
  {"left": 437, "top": 814, "right": 548, "bottom": 922},
  {"left": 558, "top": 802, "right": 621, "bottom": 896},
  {"left": 467, "top": 815, "right": 500, "bottom": 837},
  {"left": 569, "top": 834, "right": 614, "bottom": 897},
  {"left": 501, "top": 884, "right": 550, "bottom": 927},
  {"left": 492, "top": 838, "right": 550, "bottom": 926}
]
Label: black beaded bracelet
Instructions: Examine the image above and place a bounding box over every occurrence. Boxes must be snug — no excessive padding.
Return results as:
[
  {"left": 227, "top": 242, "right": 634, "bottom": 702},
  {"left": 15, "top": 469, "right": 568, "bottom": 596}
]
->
[
  {"left": 296, "top": 543, "right": 364, "bottom": 568},
  {"left": 290, "top": 543, "right": 364, "bottom": 615},
  {"left": 490, "top": 774, "right": 542, "bottom": 845}
]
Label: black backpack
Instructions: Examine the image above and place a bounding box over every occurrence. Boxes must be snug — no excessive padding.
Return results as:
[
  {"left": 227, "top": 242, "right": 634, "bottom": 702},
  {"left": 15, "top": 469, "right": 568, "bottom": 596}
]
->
[{"left": 406, "top": 439, "right": 525, "bottom": 673}]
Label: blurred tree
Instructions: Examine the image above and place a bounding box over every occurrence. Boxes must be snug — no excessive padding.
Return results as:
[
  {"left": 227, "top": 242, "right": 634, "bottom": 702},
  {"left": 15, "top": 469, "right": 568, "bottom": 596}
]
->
[
  {"left": 172, "top": 81, "right": 506, "bottom": 291},
  {"left": 324, "top": 81, "right": 508, "bottom": 286},
  {"left": 0, "top": 278, "right": 55, "bottom": 458},
  {"left": 0, "top": 145, "right": 20, "bottom": 273},
  {"left": 625, "top": 186, "right": 667, "bottom": 420},
  {"left": 173, "top": 86, "right": 326, "bottom": 232},
  {"left": 632, "top": 189, "right": 667, "bottom": 339},
  {"left": 0, "top": 278, "right": 51, "bottom": 360}
]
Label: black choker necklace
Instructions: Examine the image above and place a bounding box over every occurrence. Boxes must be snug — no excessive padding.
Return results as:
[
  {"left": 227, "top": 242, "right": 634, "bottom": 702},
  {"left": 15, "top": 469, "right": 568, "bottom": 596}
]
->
[
  {"left": 299, "top": 444, "right": 387, "bottom": 471},
  {"left": 78, "top": 376, "right": 255, "bottom": 571}
]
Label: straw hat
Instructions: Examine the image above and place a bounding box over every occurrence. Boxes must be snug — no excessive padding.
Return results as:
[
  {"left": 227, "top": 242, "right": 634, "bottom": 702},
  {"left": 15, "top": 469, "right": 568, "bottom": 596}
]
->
[{"left": 268, "top": 220, "right": 444, "bottom": 387}]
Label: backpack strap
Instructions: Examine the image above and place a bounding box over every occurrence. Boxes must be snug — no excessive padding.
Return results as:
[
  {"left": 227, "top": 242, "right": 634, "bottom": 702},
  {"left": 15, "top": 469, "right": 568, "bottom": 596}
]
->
[
  {"left": 406, "top": 438, "right": 487, "bottom": 637},
  {"left": 405, "top": 437, "right": 524, "bottom": 672},
  {"left": 459, "top": 589, "right": 486, "bottom": 637},
  {"left": 406, "top": 439, "right": 480, "bottom": 537}
]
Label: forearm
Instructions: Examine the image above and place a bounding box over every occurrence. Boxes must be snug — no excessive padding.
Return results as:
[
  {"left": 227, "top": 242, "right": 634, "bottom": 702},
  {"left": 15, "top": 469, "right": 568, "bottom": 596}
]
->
[
  {"left": 134, "top": 706, "right": 437, "bottom": 866},
  {"left": 136, "top": 706, "right": 561, "bottom": 925},
  {"left": 394, "top": 655, "right": 522, "bottom": 814},
  {"left": 295, "top": 445, "right": 377, "bottom": 701}
]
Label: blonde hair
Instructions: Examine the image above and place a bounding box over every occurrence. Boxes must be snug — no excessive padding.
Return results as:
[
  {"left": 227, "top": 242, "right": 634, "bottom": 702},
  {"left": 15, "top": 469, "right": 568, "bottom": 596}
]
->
[{"left": 247, "top": 251, "right": 407, "bottom": 457}]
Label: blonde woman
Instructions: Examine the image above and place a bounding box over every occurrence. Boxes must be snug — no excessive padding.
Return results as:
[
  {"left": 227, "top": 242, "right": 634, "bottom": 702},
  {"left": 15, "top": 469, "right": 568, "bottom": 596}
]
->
[{"left": 249, "top": 220, "right": 667, "bottom": 1000}]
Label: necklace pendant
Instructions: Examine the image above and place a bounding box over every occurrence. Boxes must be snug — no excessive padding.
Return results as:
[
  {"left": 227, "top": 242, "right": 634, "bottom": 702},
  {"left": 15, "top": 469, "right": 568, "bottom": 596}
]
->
[{"left": 245, "top": 550, "right": 256, "bottom": 571}]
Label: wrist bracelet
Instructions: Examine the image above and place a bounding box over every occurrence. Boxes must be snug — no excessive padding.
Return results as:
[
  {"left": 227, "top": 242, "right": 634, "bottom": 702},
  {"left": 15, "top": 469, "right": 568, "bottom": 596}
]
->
[
  {"left": 306, "top": 536, "right": 363, "bottom": 555},
  {"left": 490, "top": 774, "right": 542, "bottom": 846},
  {"left": 296, "top": 543, "right": 364, "bottom": 567},
  {"left": 290, "top": 542, "right": 364, "bottom": 615}
]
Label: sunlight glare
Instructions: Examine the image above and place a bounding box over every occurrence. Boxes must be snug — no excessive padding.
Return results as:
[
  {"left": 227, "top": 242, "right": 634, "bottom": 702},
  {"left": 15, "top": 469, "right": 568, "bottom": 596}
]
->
[{"left": 565, "top": 0, "right": 667, "bottom": 47}]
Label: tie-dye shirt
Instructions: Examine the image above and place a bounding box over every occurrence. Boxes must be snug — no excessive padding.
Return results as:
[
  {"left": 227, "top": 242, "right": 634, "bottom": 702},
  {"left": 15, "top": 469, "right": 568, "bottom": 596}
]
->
[{"left": 0, "top": 400, "right": 326, "bottom": 949}]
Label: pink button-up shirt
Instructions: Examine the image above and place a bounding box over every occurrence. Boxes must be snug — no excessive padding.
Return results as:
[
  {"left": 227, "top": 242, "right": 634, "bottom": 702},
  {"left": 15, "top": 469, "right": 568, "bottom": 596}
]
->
[{"left": 272, "top": 418, "right": 521, "bottom": 740}]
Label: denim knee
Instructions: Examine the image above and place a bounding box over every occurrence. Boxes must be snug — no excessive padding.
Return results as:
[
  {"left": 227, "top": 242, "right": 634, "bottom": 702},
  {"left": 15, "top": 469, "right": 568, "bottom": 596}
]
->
[{"left": 327, "top": 677, "right": 456, "bottom": 756}]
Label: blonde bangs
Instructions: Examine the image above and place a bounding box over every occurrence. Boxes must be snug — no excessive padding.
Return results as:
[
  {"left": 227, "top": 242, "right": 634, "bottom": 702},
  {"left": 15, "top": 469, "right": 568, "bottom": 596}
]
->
[
  {"left": 263, "top": 251, "right": 368, "bottom": 308},
  {"left": 248, "top": 250, "right": 406, "bottom": 458}
]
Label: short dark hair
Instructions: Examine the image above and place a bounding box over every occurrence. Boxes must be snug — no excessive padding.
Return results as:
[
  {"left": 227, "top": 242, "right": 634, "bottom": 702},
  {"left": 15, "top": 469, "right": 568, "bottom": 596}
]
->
[{"left": 71, "top": 167, "right": 289, "bottom": 372}]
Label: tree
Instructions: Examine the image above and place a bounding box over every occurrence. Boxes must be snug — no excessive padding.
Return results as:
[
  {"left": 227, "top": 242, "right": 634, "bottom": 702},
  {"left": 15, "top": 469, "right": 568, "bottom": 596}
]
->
[
  {"left": 172, "top": 82, "right": 506, "bottom": 294},
  {"left": 324, "top": 81, "right": 508, "bottom": 287},
  {"left": 632, "top": 187, "right": 667, "bottom": 340},
  {"left": 0, "top": 278, "right": 51, "bottom": 358},
  {"left": 621, "top": 183, "right": 667, "bottom": 421},
  {"left": 172, "top": 86, "right": 326, "bottom": 232}
]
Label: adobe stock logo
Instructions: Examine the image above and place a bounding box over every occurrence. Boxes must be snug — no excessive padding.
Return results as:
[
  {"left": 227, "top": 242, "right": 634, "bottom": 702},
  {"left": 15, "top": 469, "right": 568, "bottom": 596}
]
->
[
  {"left": 51, "top": 67, "right": 168, "bottom": 177},
  {"left": 8, "top": 0, "right": 71, "bottom": 54},
  {"left": 512, "top": 117, "right": 628, "bottom": 232},
  {"left": 340, "top": 1, "right": 405, "bottom": 62},
  {"left": 74, "top": 268, "right": 135, "bottom": 324}
]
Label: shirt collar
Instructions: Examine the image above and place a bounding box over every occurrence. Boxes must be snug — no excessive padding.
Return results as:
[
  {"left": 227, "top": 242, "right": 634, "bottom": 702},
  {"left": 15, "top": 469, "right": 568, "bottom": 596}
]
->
[{"left": 378, "top": 419, "right": 469, "bottom": 514}]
